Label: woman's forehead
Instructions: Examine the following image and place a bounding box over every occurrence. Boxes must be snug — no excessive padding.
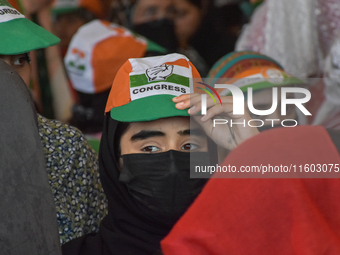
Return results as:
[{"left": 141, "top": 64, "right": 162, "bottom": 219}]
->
[{"left": 126, "top": 116, "right": 200, "bottom": 133}]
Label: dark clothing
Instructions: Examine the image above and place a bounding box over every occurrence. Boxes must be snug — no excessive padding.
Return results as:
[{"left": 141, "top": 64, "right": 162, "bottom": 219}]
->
[
  {"left": 0, "top": 60, "right": 61, "bottom": 255},
  {"left": 62, "top": 115, "right": 171, "bottom": 255},
  {"left": 70, "top": 90, "right": 110, "bottom": 134}
]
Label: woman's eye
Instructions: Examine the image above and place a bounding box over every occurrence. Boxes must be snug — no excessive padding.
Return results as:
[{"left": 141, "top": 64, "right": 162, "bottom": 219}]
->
[
  {"left": 142, "top": 146, "right": 160, "bottom": 153},
  {"left": 181, "top": 143, "right": 199, "bottom": 151},
  {"left": 13, "top": 56, "right": 26, "bottom": 66}
]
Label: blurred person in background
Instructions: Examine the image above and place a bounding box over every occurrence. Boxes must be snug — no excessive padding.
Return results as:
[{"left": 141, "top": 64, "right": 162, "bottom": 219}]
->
[
  {"left": 173, "top": 0, "right": 210, "bottom": 76},
  {"left": 0, "top": 0, "right": 107, "bottom": 244},
  {"left": 9, "top": 0, "right": 76, "bottom": 122},
  {"left": 64, "top": 19, "right": 165, "bottom": 151},
  {"left": 109, "top": 0, "right": 241, "bottom": 76},
  {"left": 313, "top": 37, "right": 340, "bottom": 130},
  {"left": 109, "top": 0, "right": 178, "bottom": 53},
  {"left": 51, "top": 0, "right": 107, "bottom": 57},
  {"left": 236, "top": 0, "right": 340, "bottom": 79},
  {"left": 174, "top": 0, "right": 243, "bottom": 76}
]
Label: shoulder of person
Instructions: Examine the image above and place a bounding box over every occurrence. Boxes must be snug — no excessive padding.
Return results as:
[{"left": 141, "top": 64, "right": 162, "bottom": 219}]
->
[{"left": 37, "top": 114, "right": 97, "bottom": 158}]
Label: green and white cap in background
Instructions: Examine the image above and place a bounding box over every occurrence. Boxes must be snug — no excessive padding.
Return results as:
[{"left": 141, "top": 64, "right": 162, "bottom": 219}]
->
[{"left": 0, "top": 0, "right": 60, "bottom": 55}]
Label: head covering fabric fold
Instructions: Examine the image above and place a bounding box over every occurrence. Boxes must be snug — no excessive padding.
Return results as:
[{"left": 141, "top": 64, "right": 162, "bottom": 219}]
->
[
  {"left": 0, "top": 60, "right": 61, "bottom": 255},
  {"left": 161, "top": 126, "right": 340, "bottom": 255}
]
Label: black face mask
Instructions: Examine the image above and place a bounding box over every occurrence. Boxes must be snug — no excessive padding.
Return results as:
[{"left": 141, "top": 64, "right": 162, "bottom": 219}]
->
[
  {"left": 119, "top": 150, "right": 209, "bottom": 223},
  {"left": 133, "top": 19, "right": 179, "bottom": 52}
]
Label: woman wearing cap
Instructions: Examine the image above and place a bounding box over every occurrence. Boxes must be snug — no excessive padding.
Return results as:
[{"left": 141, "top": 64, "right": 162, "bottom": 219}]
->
[
  {"left": 0, "top": 0, "right": 107, "bottom": 244},
  {"left": 62, "top": 53, "right": 259, "bottom": 255},
  {"left": 64, "top": 19, "right": 166, "bottom": 144}
]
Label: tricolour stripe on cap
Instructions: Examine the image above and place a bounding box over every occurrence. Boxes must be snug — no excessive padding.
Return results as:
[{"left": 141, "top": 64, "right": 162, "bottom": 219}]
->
[
  {"left": 128, "top": 54, "right": 192, "bottom": 102},
  {"left": 0, "top": 5, "right": 24, "bottom": 23},
  {"left": 130, "top": 71, "right": 189, "bottom": 88},
  {"left": 65, "top": 20, "right": 147, "bottom": 94}
]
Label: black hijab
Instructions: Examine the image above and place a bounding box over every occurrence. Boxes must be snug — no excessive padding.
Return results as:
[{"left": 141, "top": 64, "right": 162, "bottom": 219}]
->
[
  {"left": 63, "top": 114, "right": 176, "bottom": 255},
  {"left": 62, "top": 113, "right": 217, "bottom": 255}
]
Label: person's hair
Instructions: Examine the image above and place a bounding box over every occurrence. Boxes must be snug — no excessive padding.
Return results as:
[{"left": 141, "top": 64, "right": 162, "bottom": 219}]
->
[{"left": 107, "top": 0, "right": 138, "bottom": 26}]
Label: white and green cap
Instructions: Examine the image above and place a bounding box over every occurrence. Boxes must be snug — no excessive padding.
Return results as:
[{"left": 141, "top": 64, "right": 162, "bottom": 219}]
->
[{"left": 0, "top": 0, "right": 60, "bottom": 55}]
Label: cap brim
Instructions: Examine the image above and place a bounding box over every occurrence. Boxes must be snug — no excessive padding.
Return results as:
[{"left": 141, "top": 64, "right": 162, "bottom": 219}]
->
[
  {"left": 110, "top": 95, "right": 190, "bottom": 122},
  {"left": 0, "top": 18, "right": 60, "bottom": 55}
]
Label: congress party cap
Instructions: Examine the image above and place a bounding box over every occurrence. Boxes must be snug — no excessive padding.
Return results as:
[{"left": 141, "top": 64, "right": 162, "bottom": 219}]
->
[
  {"left": 208, "top": 51, "right": 303, "bottom": 95},
  {"left": 0, "top": 0, "right": 60, "bottom": 55},
  {"left": 105, "top": 53, "right": 202, "bottom": 122},
  {"left": 64, "top": 20, "right": 165, "bottom": 94}
]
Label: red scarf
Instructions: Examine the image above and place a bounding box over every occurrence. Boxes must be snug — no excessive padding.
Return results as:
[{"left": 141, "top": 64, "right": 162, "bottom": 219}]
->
[{"left": 162, "top": 126, "right": 340, "bottom": 255}]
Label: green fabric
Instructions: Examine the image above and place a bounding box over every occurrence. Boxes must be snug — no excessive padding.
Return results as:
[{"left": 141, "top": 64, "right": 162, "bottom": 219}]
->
[
  {"left": 88, "top": 138, "right": 101, "bottom": 153},
  {"left": 0, "top": 0, "right": 12, "bottom": 7},
  {"left": 225, "top": 77, "right": 305, "bottom": 95},
  {"left": 51, "top": 6, "right": 79, "bottom": 15},
  {"left": 0, "top": 17, "right": 60, "bottom": 54},
  {"left": 146, "top": 39, "right": 167, "bottom": 54},
  {"left": 110, "top": 95, "right": 190, "bottom": 122},
  {"left": 130, "top": 73, "right": 190, "bottom": 88}
]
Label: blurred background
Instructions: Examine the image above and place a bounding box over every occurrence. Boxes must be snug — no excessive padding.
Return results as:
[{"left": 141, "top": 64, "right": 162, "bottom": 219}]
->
[{"left": 9, "top": 0, "right": 340, "bottom": 133}]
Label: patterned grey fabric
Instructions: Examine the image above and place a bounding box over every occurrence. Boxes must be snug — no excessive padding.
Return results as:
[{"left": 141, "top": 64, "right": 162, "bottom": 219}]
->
[{"left": 0, "top": 60, "right": 61, "bottom": 255}]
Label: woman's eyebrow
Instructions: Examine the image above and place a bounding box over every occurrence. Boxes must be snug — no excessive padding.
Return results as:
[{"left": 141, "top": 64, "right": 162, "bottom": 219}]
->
[
  {"left": 178, "top": 128, "right": 206, "bottom": 137},
  {"left": 130, "top": 130, "right": 165, "bottom": 141}
]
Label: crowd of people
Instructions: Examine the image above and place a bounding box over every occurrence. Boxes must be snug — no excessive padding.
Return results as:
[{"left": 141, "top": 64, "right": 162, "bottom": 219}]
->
[{"left": 1, "top": 0, "right": 340, "bottom": 254}]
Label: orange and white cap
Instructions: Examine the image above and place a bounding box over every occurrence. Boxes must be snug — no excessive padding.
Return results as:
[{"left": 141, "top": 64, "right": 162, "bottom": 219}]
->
[
  {"left": 105, "top": 53, "right": 202, "bottom": 122},
  {"left": 64, "top": 20, "right": 148, "bottom": 94}
]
